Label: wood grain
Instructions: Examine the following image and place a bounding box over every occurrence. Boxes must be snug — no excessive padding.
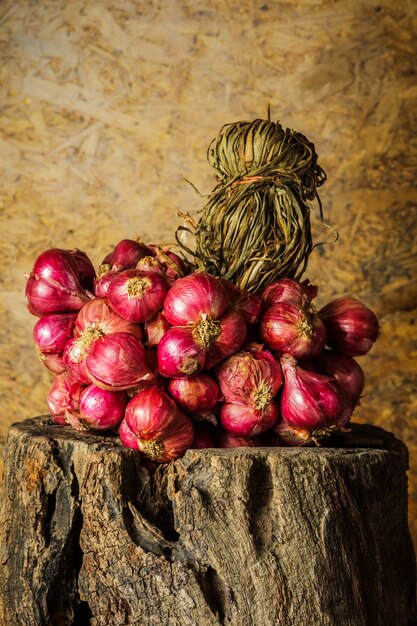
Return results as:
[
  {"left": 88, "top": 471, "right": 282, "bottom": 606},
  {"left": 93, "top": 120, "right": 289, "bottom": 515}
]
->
[{"left": 1, "top": 418, "right": 416, "bottom": 625}]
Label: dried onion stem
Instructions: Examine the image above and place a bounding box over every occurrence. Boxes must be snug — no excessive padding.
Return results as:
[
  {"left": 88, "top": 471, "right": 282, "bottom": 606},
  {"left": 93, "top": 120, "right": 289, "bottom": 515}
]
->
[{"left": 177, "top": 118, "right": 326, "bottom": 293}]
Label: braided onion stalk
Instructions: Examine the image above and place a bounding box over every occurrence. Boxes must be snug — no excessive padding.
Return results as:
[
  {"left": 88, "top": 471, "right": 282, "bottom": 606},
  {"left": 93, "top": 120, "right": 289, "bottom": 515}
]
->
[{"left": 177, "top": 118, "right": 326, "bottom": 293}]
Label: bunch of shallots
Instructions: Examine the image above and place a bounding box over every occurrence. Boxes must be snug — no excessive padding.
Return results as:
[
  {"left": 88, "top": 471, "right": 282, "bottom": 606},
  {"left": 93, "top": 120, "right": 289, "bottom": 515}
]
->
[{"left": 26, "top": 240, "right": 379, "bottom": 462}]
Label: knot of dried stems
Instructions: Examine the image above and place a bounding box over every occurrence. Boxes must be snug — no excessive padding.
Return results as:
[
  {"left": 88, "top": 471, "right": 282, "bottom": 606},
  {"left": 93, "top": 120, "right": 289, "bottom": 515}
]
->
[{"left": 176, "top": 118, "right": 327, "bottom": 294}]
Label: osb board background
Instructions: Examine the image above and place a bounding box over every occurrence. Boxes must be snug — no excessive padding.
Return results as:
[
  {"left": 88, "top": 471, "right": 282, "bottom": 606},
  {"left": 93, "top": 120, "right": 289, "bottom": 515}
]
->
[{"left": 1, "top": 0, "right": 416, "bottom": 544}]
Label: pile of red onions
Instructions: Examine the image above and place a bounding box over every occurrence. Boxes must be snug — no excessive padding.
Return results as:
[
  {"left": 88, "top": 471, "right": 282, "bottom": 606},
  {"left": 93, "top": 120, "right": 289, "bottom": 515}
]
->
[{"left": 26, "top": 240, "right": 380, "bottom": 462}]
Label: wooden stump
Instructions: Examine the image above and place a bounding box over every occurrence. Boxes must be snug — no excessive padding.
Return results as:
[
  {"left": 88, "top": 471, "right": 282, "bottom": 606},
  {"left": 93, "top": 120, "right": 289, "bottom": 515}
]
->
[{"left": 0, "top": 417, "right": 416, "bottom": 626}]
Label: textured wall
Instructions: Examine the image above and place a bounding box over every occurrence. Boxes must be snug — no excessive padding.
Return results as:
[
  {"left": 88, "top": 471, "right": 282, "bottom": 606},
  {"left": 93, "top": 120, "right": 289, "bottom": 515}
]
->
[{"left": 1, "top": 0, "right": 416, "bottom": 541}]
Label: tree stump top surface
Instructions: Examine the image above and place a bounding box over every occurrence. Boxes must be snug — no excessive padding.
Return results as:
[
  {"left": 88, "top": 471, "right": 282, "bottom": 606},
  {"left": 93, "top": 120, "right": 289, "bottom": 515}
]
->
[
  {"left": 1, "top": 417, "right": 415, "bottom": 626},
  {"left": 5, "top": 415, "right": 409, "bottom": 461}
]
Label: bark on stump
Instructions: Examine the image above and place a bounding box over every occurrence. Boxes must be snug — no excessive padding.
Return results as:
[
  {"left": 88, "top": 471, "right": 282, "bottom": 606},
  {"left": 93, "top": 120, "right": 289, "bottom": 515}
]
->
[{"left": 0, "top": 417, "right": 416, "bottom": 626}]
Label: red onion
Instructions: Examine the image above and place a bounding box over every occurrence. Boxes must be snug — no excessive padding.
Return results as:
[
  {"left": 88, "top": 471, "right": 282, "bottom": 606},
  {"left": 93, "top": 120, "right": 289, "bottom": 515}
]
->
[
  {"left": 125, "top": 384, "right": 194, "bottom": 462},
  {"left": 136, "top": 410, "right": 194, "bottom": 462},
  {"left": 33, "top": 313, "right": 77, "bottom": 355},
  {"left": 261, "top": 278, "right": 318, "bottom": 310},
  {"left": 149, "top": 245, "right": 189, "bottom": 286},
  {"left": 220, "top": 279, "right": 262, "bottom": 324},
  {"left": 125, "top": 384, "right": 177, "bottom": 435},
  {"left": 168, "top": 374, "right": 219, "bottom": 417},
  {"left": 25, "top": 249, "right": 91, "bottom": 317},
  {"left": 94, "top": 269, "right": 120, "bottom": 298},
  {"left": 66, "top": 384, "right": 127, "bottom": 432},
  {"left": 135, "top": 256, "right": 166, "bottom": 275},
  {"left": 119, "top": 418, "right": 139, "bottom": 450},
  {"left": 67, "top": 299, "right": 143, "bottom": 383},
  {"left": 273, "top": 419, "right": 313, "bottom": 447},
  {"left": 215, "top": 348, "right": 282, "bottom": 411},
  {"left": 63, "top": 337, "right": 92, "bottom": 384},
  {"left": 39, "top": 352, "right": 67, "bottom": 374},
  {"left": 157, "top": 309, "right": 247, "bottom": 377},
  {"left": 65, "top": 299, "right": 140, "bottom": 384},
  {"left": 68, "top": 248, "right": 96, "bottom": 292},
  {"left": 163, "top": 272, "right": 229, "bottom": 326},
  {"left": 280, "top": 354, "right": 351, "bottom": 436},
  {"left": 191, "top": 423, "right": 215, "bottom": 448},
  {"left": 220, "top": 400, "right": 278, "bottom": 437},
  {"left": 108, "top": 269, "right": 169, "bottom": 323},
  {"left": 319, "top": 297, "right": 379, "bottom": 356},
  {"left": 47, "top": 371, "right": 86, "bottom": 422},
  {"left": 86, "top": 332, "right": 153, "bottom": 390},
  {"left": 75, "top": 298, "right": 143, "bottom": 340},
  {"left": 101, "top": 239, "right": 152, "bottom": 271},
  {"left": 204, "top": 310, "right": 247, "bottom": 369},
  {"left": 144, "top": 311, "right": 170, "bottom": 347},
  {"left": 314, "top": 349, "right": 365, "bottom": 405},
  {"left": 218, "top": 431, "right": 259, "bottom": 448},
  {"left": 260, "top": 301, "right": 326, "bottom": 359},
  {"left": 157, "top": 327, "right": 206, "bottom": 377}
]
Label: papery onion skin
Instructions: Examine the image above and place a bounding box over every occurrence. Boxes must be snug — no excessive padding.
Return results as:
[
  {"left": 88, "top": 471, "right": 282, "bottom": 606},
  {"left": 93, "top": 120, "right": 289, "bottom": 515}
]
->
[
  {"left": 137, "top": 409, "right": 194, "bottom": 463},
  {"left": 108, "top": 269, "right": 169, "bottom": 323},
  {"left": 86, "top": 332, "right": 152, "bottom": 390},
  {"left": 273, "top": 418, "right": 314, "bottom": 447},
  {"left": 26, "top": 249, "right": 91, "bottom": 317},
  {"left": 220, "top": 400, "right": 278, "bottom": 437},
  {"left": 280, "top": 354, "right": 347, "bottom": 433},
  {"left": 204, "top": 309, "right": 247, "bottom": 369},
  {"left": 119, "top": 418, "right": 139, "bottom": 450},
  {"left": 168, "top": 374, "right": 219, "bottom": 414},
  {"left": 125, "top": 384, "right": 177, "bottom": 437},
  {"left": 260, "top": 302, "right": 326, "bottom": 360},
  {"left": 68, "top": 248, "right": 96, "bottom": 292},
  {"left": 218, "top": 431, "right": 259, "bottom": 448},
  {"left": 39, "top": 351, "right": 67, "bottom": 374},
  {"left": 67, "top": 384, "right": 127, "bottom": 431},
  {"left": 33, "top": 313, "right": 77, "bottom": 354},
  {"left": 125, "top": 385, "right": 194, "bottom": 462},
  {"left": 47, "top": 371, "right": 86, "bottom": 421},
  {"left": 63, "top": 337, "right": 92, "bottom": 384},
  {"left": 75, "top": 298, "right": 142, "bottom": 340},
  {"left": 220, "top": 279, "right": 262, "bottom": 324},
  {"left": 215, "top": 348, "right": 282, "bottom": 410},
  {"left": 157, "top": 327, "right": 206, "bottom": 378},
  {"left": 319, "top": 297, "right": 380, "bottom": 357},
  {"left": 101, "top": 239, "right": 153, "bottom": 271},
  {"left": 135, "top": 256, "right": 166, "bottom": 275},
  {"left": 261, "top": 278, "right": 318, "bottom": 310},
  {"left": 145, "top": 311, "right": 170, "bottom": 347},
  {"left": 313, "top": 349, "right": 365, "bottom": 405},
  {"left": 149, "top": 245, "right": 190, "bottom": 286},
  {"left": 94, "top": 269, "right": 120, "bottom": 298},
  {"left": 163, "top": 272, "right": 229, "bottom": 326}
]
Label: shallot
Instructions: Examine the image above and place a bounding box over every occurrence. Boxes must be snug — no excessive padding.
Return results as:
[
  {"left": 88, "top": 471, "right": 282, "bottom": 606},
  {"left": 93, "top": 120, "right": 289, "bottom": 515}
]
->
[
  {"left": 220, "top": 400, "right": 278, "bottom": 437},
  {"left": 280, "top": 354, "right": 352, "bottom": 437},
  {"left": 125, "top": 384, "right": 194, "bottom": 462},
  {"left": 108, "top": 269, "right": 169, "bottom": 323},
  {"left": 66, "top": 384, "right": 127, "bottom": 431},
  {"left": 215, "top": 347, "right": 282, "bottom": 411},
  {"left": 86, "top": 332, "right": 152, "bottom": 390},
  {"left": 260, "top": 301, "right": 326, "bottom": 359},
  {"left": 314, "top": 349, "right": 365, "bottom": 405},
  {"left": 319, "top": 297, "right": 379, "bottom": 356},
  {"left": 261, "top": 277, "right": 318, "bottom": 310},
  {"left": 163, "top": 272, "right": 229, "bottom": 326},
  {"left": 26, "top": 248, "right": 91, "bottom": 317}
]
